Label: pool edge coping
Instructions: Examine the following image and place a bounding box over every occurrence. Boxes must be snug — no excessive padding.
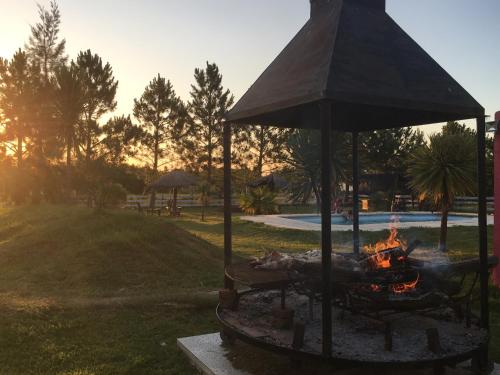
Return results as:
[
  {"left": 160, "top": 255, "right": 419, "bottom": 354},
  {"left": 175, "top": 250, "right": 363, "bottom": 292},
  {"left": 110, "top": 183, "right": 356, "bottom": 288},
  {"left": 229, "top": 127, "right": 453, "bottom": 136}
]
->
[{"left": 240, "top": 212, "right": 494, "bottom": 232}]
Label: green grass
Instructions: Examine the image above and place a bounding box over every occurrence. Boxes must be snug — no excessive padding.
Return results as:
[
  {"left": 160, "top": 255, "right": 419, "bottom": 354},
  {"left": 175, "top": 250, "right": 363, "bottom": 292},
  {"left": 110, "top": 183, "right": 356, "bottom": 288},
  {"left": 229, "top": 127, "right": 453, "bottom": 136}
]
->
[
  {"left": 0, "top": 205, "right": 223, "bottom": 374},
  {"left": 173, "top": 207, "right": 494, "bottom": 260},
  {"left": 0, "top": 206, "right": 223, "bottom": 299},
  {"left": 0, "top": 205, "right": 498, "bottom": 374},
  {"left": 0, "top": 302, "right": 218, "bottom": 374}
]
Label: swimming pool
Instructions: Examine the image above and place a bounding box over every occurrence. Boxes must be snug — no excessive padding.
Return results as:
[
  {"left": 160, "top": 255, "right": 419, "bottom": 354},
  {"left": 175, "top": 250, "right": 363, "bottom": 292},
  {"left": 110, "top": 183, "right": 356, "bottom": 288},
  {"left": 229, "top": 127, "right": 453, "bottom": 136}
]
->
[
  {"left": 240, "top": 212, "right": 492, "bottom": 232},
  {"left": 283, "top": 213, "right": 471, "bottom": 225}
]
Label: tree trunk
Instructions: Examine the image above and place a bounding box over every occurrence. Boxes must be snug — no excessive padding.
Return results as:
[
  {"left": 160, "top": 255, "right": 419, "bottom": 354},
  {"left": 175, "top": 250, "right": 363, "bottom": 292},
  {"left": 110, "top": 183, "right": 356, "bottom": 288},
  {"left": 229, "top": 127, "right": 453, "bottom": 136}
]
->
[
  {"left": 311, "top": 177, "right": 321, "bottom": 213},
  {"left": 150, "top": 130, "right": 160, "bottom": 209},
  {"left": 17, "top": 136, "right": 22, "bottom": 169},
  {"left": 257, "top": 126, "right": 265, "bottom": 176},
  {"left": 66, "top": 139, "right": 72, "bottom": 168},
  {"left": 206, "top": 141, "right": 213, "bottom": 217},
  {"left": 86, "top": 128, "right": 92, "bottom": 208},
  {"left": 439, "top": 207, "right": 449, "bottom": 252},
  {"left": 86, "top": 131, "right": 92, "bottom": 165},
  {"left": 13, "top": 136, "right": 25, "bottom": 205},
  {"left": 172, "top": 188, "right": 178, "bottom": 216},
  {"left": 66, "top": 132, "right": 72, "bottom": 196},
  {"left": 207, "top": 146, "right": 213, "bottom": 188}
]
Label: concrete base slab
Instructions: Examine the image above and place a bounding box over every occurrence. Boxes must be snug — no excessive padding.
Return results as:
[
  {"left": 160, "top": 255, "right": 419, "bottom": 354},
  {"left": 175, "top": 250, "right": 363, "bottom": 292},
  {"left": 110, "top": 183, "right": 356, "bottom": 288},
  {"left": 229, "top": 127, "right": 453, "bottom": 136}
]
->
[{"left": 178, "top": 333, "right": 499, "bottom": 375}]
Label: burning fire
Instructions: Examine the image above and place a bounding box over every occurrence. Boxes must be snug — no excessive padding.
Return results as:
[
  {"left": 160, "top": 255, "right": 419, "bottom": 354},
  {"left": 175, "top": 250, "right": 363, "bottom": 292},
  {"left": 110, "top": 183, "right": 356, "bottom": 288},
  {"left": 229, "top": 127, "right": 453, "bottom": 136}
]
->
[
  {"left": 363, "top": 227, "right": 420, "bottom": 295},
  {"left": 363, "top": 227, "right": 407, "bottom": 269},
  {"left": 390, "top": 274, "right": 420, "bottom": 294}
]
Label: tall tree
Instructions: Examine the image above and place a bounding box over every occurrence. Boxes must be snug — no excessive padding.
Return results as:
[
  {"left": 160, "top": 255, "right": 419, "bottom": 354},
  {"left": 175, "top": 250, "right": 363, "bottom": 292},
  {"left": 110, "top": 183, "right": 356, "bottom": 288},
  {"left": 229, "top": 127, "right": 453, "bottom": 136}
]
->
[
  {"left": 0, "top": 50, "right": 33, "bottom": 169},
  {"left": 101, "top": 115, "right": 142, "bottom": 165},
  {"left": 25, "top": 0, "right": 67, "bottom": 163},
  {"left": 133, "top": 74, "right": 186, "bottom": 176},
  {"left": 360, "top": 127, "right": 425, "bottom": 174},
  {"left": 442, "top": 121, "right": 476, "bottom": 137},
  {"left": 407, "top": 133, "right": 476, "bottom": 252},
  {"left": 181, "top": 62, "right": 234, "bottom": 191},
  {"left": 52, "top": 62, "right": 85, "bottom": 173},
  {"left": 75, "top": 50, "right": 118, "bottom": 164},
  {"left": 25, "top": 1, "right": 67, "bottom": 83},
  {"left": 246, "top": 125, "right": 291, "bottom": 176}
]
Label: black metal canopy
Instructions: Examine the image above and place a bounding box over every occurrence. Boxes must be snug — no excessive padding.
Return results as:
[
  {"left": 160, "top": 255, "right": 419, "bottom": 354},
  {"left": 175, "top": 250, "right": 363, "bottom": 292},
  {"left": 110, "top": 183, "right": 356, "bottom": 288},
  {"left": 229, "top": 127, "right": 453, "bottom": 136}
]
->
[
  {"left": 226, "top": 0, "right": 483, "bottom": 130},
  {"left": 222, "top": 0, "right": 490, "bottom": 366}
]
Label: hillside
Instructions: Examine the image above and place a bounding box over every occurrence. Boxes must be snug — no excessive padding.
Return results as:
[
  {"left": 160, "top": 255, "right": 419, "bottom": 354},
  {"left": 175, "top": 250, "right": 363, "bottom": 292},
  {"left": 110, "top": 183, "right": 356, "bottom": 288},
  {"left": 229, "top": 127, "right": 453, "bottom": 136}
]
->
[
  {"left": 0, "top": 206, "right": 223, "bottom": 301},
  {"left": 0, "top": 206, "right": 226, "bottom": 374}
]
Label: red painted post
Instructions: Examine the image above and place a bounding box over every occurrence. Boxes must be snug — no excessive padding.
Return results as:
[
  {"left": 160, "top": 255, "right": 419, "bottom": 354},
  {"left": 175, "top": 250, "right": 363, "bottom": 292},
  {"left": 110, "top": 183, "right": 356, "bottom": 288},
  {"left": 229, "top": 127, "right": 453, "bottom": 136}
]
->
[{"left": 494, "top": 111, "right": 500, "bottom": 287}]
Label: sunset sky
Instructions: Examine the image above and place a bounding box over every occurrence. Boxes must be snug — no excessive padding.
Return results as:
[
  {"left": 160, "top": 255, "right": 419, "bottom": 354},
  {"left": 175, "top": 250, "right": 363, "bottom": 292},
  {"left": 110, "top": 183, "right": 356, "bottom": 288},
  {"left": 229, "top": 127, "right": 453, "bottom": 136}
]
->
[{"left": 1, "top": 0, "right": 499, "bottom": 134}]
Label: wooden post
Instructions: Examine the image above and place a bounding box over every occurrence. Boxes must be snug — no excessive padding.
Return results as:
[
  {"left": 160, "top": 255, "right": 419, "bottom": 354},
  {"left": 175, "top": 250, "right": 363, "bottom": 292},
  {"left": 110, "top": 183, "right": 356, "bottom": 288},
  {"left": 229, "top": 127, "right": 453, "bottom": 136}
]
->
[
  {"left": 494, "top": 123, "right": 500, "bottom": 287},
  {"left": 292, "top": 323, "right": 306, "bottom": 350},
  {"left": 352, "top": 131, "right": 360, "bottom": 256},
  {"left": 320, "top": 100, "right": 333, "bottom": 358},
  {"left": 477, "top": 116, "right": 490, "bottom": 370},
  {"left": 384, "top": 323, "right": 393, "bottom": 352},
  {"left": 426, "top": 328, "right": 443, "bottom": 354},
  {"left": 223, "top": 122, "right": 233, "bottom": 290},
  {"left": 477, "top": 117, "right": 489, "bottom": 330}
]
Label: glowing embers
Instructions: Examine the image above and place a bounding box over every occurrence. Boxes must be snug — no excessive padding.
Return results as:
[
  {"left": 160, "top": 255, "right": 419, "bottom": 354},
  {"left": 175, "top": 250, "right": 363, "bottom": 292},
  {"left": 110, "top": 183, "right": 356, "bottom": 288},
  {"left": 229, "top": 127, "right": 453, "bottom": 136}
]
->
[
  {"left": 362, "top": 227, "right": 420, "bottom": 295},
  {"left": 390, "top": 273, "right": 420, "bottom": 295}
]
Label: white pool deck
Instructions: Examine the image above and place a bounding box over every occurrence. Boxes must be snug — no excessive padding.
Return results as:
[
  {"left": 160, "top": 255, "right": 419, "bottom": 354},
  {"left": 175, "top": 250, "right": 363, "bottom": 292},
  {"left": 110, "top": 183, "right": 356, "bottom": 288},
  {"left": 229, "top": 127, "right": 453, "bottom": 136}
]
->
[{"left": 241, "top": 212, "right": 494, "bottom": 232}]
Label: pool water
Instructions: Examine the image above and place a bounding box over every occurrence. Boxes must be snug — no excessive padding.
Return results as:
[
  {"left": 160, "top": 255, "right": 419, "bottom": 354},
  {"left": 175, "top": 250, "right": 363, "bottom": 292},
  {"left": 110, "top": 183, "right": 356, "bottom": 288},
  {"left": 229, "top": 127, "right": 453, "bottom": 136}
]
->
[{"left": 283, "top": 213, "right": 472, "bottom": 225}]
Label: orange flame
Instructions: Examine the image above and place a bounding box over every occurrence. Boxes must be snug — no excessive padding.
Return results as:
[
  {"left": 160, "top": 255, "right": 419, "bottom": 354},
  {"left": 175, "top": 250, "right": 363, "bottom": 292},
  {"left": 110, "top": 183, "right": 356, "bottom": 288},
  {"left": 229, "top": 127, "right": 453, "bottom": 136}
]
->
[
  {"left": 363, "top": 227, "right": 420, "bottom": 294},
  {"left": 390, "top": 274, "right": 420, "bottom": 294},
  {"left": 363, "top": 227, "right": 407, "bottom": 269}
]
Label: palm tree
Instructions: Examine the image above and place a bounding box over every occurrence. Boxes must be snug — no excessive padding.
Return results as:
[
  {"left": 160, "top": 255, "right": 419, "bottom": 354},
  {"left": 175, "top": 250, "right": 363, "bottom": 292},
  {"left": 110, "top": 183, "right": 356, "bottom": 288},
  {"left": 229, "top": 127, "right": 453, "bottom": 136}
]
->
[
  {"left": 283, "top": 129, "right": 350, "bottom": 209},
  {"left": 240, "top": 187, "right": 279, "bottom": 215},
  {"left": 407, "top": 133, "right": 476, "bottom": 252}
]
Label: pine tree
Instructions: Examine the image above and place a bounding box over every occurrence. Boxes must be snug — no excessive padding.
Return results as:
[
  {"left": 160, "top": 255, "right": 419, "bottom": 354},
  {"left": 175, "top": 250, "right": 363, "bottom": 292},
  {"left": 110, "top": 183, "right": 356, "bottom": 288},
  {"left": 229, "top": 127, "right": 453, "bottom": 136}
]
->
[
  {"left": 101, "top": 115, "right": 142, "bottom": 165},
  {"left": 25, "top": 1, "right": 67, "bottom": 82},
  {"left": 181, "top": 62, "right": 234, "bottom": 193},
  {"left": 25, "top": 1, "right": 68, "bottom": 163},
  {"left": 246, "top": 125, "right": 291, "bottom": 176},
  {"left": 133, "top": 74, "right": 186, "bottom": 207},
  {"left": 0, "top": 50, "right": 33, "bottom": 169},
  {"left": 360, "top": 127, "right": 425, "bottom": 174},
  {"left": 75, "top": 50, "right": 118, "bottom": 164},
  {"left": 134, "top": 74, "right": 186, "bottom": 175},
  {"left": 52, "top": 62, "right": 85, "bottom": 172}
]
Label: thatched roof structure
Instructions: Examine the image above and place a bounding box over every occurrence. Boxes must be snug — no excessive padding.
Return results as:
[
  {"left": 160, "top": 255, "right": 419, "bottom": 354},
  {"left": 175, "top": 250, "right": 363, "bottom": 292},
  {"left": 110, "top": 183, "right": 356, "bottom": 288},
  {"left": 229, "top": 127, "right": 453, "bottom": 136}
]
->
[{"left": 147, "top": 171, "right": 198, "bottom": 193}]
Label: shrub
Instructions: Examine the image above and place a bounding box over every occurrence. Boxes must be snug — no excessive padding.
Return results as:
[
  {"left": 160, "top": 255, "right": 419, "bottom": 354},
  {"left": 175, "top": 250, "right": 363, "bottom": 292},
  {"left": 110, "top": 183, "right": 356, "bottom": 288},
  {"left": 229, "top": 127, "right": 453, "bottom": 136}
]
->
[
  {"left": 95, "top": 182, "right": 128, "bottom": 209},
  {"left": 239, "top": 187, "right": 279, "bottom": 215}
]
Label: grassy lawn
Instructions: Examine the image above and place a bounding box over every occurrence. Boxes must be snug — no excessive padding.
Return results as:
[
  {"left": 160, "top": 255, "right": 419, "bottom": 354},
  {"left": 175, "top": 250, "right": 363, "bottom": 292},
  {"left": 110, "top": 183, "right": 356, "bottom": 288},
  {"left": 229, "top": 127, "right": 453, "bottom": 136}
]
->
[
  {"left": 0, "top": 206, "right": 223, "bottom": 374},
  {"left": 173, "top": 207, "right": 494, "bottom": 260},
  {"left": 0, "top": 205, "right": 497, "bottom": 374}
]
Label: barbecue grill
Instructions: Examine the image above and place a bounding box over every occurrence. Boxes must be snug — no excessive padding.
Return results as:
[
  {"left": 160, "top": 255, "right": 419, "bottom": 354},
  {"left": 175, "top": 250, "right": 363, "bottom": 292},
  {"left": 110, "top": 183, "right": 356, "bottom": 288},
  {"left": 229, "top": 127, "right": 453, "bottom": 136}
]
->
[{"left": 218, "top": 0, "right": 494, "bottom": 372}]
